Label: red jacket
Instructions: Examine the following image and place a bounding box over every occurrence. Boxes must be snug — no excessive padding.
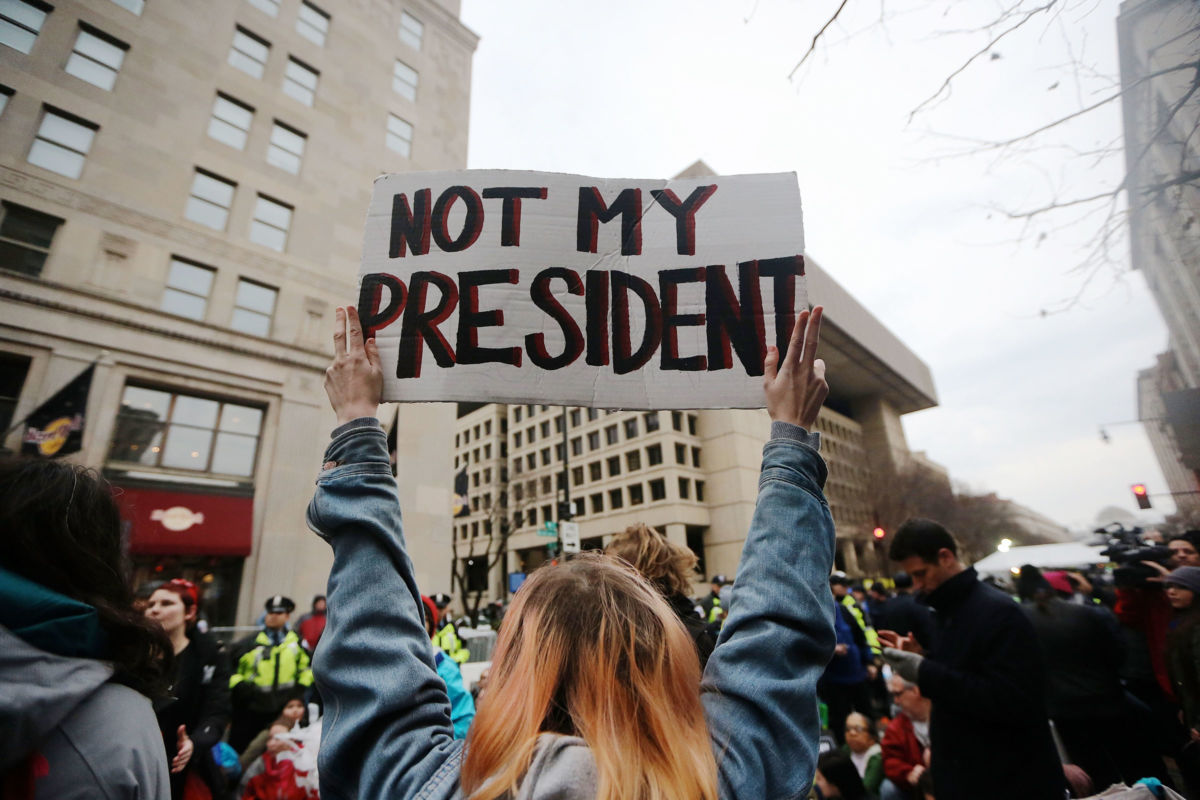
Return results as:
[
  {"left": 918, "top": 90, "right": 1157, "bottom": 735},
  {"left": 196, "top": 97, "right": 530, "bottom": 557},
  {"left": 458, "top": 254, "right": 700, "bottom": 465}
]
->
[
  {"left": 297, "top": 613, "right": 326, "bottom": 653},
  {"left": 881, "top": 712, "right": 925, "bottom": 792},
  {"left": 1115, "top": 586, "right": 1175, "bottom": 699}
]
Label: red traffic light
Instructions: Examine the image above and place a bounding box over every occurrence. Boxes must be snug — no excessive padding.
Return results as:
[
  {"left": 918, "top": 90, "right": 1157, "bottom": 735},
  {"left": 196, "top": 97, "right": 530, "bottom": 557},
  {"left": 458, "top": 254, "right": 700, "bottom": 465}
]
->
[
  {"left": 872, "top": 527, "right": 886, "bottom": 540},
  {"left": 1132, "top": 484, "right": 1152, "bottom": 510}
]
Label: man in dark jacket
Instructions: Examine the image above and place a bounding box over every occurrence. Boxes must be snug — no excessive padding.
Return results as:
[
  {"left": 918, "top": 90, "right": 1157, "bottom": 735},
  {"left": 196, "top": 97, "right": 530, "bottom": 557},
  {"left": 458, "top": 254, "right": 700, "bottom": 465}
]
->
[
  {"left": 881, "top": 572, "right": 935, "bottom": 650},
  {"left": 878, "top": 519, "right": 1065, "bottom": 800}
]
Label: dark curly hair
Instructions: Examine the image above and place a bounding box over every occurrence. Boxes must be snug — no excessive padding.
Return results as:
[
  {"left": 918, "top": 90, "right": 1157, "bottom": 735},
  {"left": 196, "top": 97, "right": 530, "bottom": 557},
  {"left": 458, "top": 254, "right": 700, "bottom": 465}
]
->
[{"left": 0, "top": 456, "right": 172, "bottom": 696}]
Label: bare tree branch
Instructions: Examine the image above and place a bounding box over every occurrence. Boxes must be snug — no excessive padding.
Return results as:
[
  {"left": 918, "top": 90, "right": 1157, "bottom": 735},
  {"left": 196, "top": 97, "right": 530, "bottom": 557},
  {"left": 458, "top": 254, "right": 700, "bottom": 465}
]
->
[{"left": 788, "top": 0, "right": 851, "bottom": 80}]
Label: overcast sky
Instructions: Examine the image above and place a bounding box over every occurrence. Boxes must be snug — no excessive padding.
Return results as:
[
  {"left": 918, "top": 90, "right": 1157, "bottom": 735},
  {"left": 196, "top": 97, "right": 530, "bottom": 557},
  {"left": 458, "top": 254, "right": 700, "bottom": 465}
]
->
[{"left": 458, "top": 0, "right": 1174, "bottom": 532}]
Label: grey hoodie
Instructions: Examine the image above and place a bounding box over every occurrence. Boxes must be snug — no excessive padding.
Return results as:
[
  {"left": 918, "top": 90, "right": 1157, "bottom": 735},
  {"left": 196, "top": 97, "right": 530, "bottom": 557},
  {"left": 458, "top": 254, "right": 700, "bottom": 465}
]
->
[
  {"left": 511, "top": 734, "right": 597, "bottom": 800},
  {"left": 0, "top": 625, "right": 169, "bottom": 799}
]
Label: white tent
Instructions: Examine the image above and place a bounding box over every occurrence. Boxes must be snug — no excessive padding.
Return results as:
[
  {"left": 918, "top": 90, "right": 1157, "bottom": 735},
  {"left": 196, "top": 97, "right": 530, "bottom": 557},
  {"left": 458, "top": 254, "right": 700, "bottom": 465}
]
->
[{"left": 972, "top": 542, "right": 1110, "bottom": 577}]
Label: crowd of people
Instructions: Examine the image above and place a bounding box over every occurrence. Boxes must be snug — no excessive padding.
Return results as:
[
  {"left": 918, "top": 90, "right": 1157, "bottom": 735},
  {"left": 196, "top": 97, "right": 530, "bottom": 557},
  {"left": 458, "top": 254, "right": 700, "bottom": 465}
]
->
[{"left": 3, "top": 304, "right": 1200, "bottom": 799}]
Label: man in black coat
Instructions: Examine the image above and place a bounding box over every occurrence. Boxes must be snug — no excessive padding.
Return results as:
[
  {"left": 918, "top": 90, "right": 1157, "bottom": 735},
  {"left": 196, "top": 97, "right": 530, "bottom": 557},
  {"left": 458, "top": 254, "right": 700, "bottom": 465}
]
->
[
  {"left": 878, "top": 519, "right": 1065, "bottom": 800},
  {"left": 880, "top": 572, "right": 935, "bottom": 650}
]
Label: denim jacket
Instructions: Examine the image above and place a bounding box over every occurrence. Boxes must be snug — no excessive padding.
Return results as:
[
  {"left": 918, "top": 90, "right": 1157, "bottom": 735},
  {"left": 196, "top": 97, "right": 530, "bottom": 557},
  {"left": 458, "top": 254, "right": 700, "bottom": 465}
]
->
[{"left": 307, "top": 418, "right": 835, "bottom": 800}]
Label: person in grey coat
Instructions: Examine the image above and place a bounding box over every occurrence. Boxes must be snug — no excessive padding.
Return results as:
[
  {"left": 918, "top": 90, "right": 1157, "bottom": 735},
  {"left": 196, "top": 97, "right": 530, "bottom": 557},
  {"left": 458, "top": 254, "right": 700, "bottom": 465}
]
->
[{"left": 0, "top": 458, "right": 172, "bottom": 799}]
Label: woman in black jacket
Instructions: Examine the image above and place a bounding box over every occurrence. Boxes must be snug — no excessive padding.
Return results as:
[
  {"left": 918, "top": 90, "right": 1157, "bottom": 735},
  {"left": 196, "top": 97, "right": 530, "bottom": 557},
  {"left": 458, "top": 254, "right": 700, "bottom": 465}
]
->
[{"left": 144, "top": 579, "right": 232, "bottom": 799}]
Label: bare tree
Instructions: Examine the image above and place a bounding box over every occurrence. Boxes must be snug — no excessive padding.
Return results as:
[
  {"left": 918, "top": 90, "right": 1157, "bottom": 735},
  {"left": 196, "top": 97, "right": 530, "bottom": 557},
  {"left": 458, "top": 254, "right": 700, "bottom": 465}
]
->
[{"left": 783, "top": 0, "right": 1200, "bottom": 311}]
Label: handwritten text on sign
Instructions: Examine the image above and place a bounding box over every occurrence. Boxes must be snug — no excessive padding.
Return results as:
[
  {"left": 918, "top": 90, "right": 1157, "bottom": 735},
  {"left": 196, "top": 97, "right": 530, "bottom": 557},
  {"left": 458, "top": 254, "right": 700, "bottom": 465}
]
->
[{"left": 358, "top": 170, "right": 806, "bottom": 409}]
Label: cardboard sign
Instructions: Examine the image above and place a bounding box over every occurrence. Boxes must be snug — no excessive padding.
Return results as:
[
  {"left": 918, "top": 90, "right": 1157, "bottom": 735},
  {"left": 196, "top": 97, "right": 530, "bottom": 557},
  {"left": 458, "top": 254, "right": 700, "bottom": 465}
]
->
[{"left": 359, "top": 170, "right": 806, "bottom": 409}]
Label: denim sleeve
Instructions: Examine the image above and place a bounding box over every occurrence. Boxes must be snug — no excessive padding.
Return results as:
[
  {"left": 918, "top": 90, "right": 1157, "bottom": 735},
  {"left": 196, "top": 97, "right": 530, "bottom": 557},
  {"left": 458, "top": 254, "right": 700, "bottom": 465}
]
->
[
  {"left": 701, "top": 436, "right": 836, "bottom": 800},
  {"left": 306, "top": 419, "right": 461, "bottom": 800}
]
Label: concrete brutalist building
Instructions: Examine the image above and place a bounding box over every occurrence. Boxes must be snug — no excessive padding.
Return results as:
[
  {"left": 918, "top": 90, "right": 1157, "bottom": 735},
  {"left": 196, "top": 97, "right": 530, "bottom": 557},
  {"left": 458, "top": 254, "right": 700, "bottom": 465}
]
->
[
  {"left": 0, "top": 0, "right": 476, "bottom": 624},
  {"left": 451, "top": 245, "right": 940, "bottom": 602}
]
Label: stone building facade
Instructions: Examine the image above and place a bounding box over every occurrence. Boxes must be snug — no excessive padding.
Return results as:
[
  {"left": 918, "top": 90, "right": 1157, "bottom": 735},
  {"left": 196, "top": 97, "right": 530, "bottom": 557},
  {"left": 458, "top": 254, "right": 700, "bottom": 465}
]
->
[{"left": 0, "top": 0, "right": 476, "bottom": 624}]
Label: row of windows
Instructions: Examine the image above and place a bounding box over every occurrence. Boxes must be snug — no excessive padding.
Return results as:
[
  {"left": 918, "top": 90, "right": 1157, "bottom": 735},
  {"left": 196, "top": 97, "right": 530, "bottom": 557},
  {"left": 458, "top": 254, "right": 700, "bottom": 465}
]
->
[
  {"left": 510, "top": 477, "right": 708, "bottom": 530},
  {"left": 511, "top": 440, "right": 702, "bottom": 481},
  {"left": 510, "top": 405, "right": 699, "bottom": 436},
  {"left": 244, "top": 0, "right": 423, "bottom": 52},
  {"left": 0, "top": 200, "right": 280, "bottom": 336},
  {"left": 456, "top": 418, "right": 493, "bottom": 448}
]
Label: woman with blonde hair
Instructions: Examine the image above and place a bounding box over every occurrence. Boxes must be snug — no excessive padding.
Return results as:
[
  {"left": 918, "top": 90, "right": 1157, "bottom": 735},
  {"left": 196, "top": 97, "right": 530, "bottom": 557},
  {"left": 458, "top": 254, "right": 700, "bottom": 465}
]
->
[
  {"left": 308, "top": 305, "right": 835, "bottom": 800},
  {"left": 606, "top": 523, "right": 715, "bottom": 667}
]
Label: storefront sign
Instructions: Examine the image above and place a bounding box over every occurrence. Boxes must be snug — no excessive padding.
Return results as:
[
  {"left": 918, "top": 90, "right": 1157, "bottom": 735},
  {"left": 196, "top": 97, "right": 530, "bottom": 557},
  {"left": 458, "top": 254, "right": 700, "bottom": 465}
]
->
[{"left": 117, "top": 485, "right": 253, "bottom": 556}]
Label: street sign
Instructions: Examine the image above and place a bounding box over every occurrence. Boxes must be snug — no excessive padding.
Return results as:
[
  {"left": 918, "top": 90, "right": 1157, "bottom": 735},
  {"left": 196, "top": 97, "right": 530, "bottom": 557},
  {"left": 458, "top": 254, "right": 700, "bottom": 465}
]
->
[
  {"left": 561, "top": 521, "right": 580, "bottom": 554},
  {"left": 539, "top": 520, "right": 558, "bottom": 538}
]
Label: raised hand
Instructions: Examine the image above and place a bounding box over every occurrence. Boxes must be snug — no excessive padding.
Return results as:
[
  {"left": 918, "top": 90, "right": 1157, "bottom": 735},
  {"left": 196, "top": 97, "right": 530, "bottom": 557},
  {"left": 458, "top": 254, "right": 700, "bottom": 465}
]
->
[
  {"left": 325, "top": 306, "right": 384, "bottom": 425},
  {"left": 763, "top": 306, "right": 828, "bottom": 430}
]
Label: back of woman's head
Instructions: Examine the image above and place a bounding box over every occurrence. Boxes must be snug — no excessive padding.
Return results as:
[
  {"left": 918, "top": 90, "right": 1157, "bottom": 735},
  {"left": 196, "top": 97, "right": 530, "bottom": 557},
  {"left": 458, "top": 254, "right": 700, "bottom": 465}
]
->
[
  {"left": 604, "top": 523, "right": 697, "bottom": 599},
  {"left": 0, "top": 456, "right": 170, "bottom": 694},
  {"left": 816, "top": 751, "right": 866, "bottom": 800},
  {"left": 461, "top": 552, "right": 717, "bottom": 800}
]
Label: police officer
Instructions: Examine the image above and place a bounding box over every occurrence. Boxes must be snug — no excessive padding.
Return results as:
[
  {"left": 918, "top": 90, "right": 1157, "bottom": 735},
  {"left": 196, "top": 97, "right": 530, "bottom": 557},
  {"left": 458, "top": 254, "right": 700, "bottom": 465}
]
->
[
  {"left": 701, "top": 575, "right": 730, "bottom": 625},
  {"left": 429, "top": 592, "right": 470, "bottom": 664},
  {"left": 228, "top": 595, "right": 313, "bottom": 752},
  {"left": 831, "top": 572, "right": 881, "bottom": 657}
]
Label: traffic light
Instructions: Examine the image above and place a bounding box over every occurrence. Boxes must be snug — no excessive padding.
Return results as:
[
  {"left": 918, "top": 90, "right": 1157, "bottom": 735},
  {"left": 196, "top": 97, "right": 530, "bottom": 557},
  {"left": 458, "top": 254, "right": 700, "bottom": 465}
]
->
[
  {"left": 1132, "top": 483, "right": 1151, "bottom": 510},
  {"left": 872, "top": 526, "right": 886, "bottom": 540}
]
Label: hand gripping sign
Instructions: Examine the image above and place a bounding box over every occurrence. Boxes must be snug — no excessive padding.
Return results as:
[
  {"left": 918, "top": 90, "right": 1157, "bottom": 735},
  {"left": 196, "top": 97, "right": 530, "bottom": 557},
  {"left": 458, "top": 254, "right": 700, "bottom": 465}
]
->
[{"left": 359, "top": 170, "right": 806, "bottom": 409}]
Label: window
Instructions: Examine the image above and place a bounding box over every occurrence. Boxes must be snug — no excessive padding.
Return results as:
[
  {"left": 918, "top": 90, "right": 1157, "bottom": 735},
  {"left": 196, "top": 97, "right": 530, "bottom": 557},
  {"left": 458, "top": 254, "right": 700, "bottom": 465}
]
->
[
  {"left": 109, "top": 385, "right": 263, "bottom": 476},
  {"left": 540, "top": 420, "right": 550, "bottom": 438},
  {"left": 66, "top": 26, "right": 128, "bottom": 91},
  {"left": 386, "top": 113, "right": 412, "bottom": 157},
  {"left": 28, "top": 108, "right": 97, "bottom": 179},
  {"left": 696, "top": 481, "right": 705, "bottom": 502},
  {"left": 605, "top": 425, "right": 618, "bottom": 445},
  {"left": 692, "top": 447, "right": 701, "bottom": 468},
  {"left": 283, "top": 57, "right": 318, "bottom": 106},
  {"left": 0, "top": 201, "right": 62, "bottom": 277},
  {"left": 688, "top": 415, "right": 698, "bottom": 435},
  {"left": 249, "top": 195, "right": 292, "bottom": 252},
  {"left": 570, "top": 437, "right": 582, "bottom": 456},
  {"left": 208, "top": 94, "right": 254, "bottom": 150},
  {"left": 607, "top": 456, "right": 620, "bottom": 477},
  {"left": 161, "top": 258, "right": 214, "bottom": 321},
  {"left": 629, "top": 484, "right": 644, "bottom": 505},
  {"left": 542, "top": 504, "right": 552, "bottom": 523},
  {"left": 246, "top": 0, "right": 280, "bottom": 16},
  {"left": 231, "top": 279, "right": 277, "bottom": 336},
  {"left": 526, "top": 453, "right": 535, "bottom": 470},
  {"left": 398, "top": 11, "right": 422, "bottom": 49},
  {"left": 484, "top": 443, "right": 491, "bottom": 459},
  {"left": 672, "top": 411, "right": 683, "bottom": 431},
  {"left": 675, "top": 443, "right": 687, "bottom": 464},
  {"left": 553, "top": 415, "right": 564, "bottom": 434},
  {"left": 589, "top": 461, "right": 602, "bottom": 481},
  {"left": 553, "top": 443, "right": 563, "bottom": 461},
  {"left": 471, "top": 472, "right": 479, "bottom": 488},
  {"left": 514, "top": 407, "right": 522, "bottom": 422},
  {"left": 626, "top": 450, "right": 641, "bottom": 471},
  {"left": 512, "top": 458, "right": 521, "bottom": 475},
  {"left": 229, "top": 28, "right": 269, "bottom": 79},
  {"left": 590, "top": 493, "right": 604, "bottom": 514},
  {"left": 644, "top": 411, "right": 659, "bottom": 431},
  {"left": 608, "top": 489, "right": 623, "bottom": 510},
  {"left": 527, "top": 426, "right": 535, "bottom": 443},
  {"left": 0, "top": 354, "right": 31, "bottom": 435},
  {"left": 513, "top": 510, "right": 524, "bottom": 528},
  {"left": 463, "top": 557, "right": 488, "bottom": 592},
  {"left": 647, "top": 444, "right": 663, "bottom": 465},
  {"left": 185, "top": 170, "right": 235, "bottom": 230},
  {"left": 570, "top": 410, "right": 581, "bottom": 427},
  {"left": 587, "top": 431, "right": 600, "bottom": 450},
  {"left": 513, "top": 431, "right": 522, "bottom": 448},
  {"left": 484, "top": 420, "right": 491, "bottom": 435},
  {"left": 624, "top": 418, "right": 638, "bottom": 438},
  {"left": 296, "top": 2, "right": 329, "bottom": 46},
  {"left": 267, "top": 121, "right": 305, "bottom": 174},
  {"left": 679, "top": 478, "right": 691, "bottom": 499},
  {"left": 540, "top": 447, "right": 550, "bottom": 466},
  {"left": 1, "top": 0, "right": 48, "bottom": 54},
  {"left": 393, "top": 60, "right": 417, "bottom": 101},
  {"left": 571, "top": 466, "right": 583, "bottom": 486},
  {"left": 0, "top": 85, "right": 11, "bottom": 116},
  {"left": 555, "top": 473, "right": 564, "bottom": 491},
  {"left": 587, "top": 408, "right": 600, "bottom": 421},
  {"left": 649, "top": 478, "right": 666, "bottom": 501},
  {"left": 107, "top": 0, "right": 143, "bottom": 14}
]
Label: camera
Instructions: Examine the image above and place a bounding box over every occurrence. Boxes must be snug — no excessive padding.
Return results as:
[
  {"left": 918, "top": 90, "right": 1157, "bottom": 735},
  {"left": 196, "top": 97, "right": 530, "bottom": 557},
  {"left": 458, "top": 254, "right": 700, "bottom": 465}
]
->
[{"left": 1095, "top": 523, "right": 1172, "bottom": 588}]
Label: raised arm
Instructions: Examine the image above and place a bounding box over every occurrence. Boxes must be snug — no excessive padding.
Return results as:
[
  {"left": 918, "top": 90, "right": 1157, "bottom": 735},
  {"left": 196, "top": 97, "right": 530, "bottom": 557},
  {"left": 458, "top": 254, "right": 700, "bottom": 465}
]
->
[
  {"left": 306, "top": 307, "right": 459, "bottom": 800},
  {"left": 701, "top": 307, "right": 837, "bottom": 800}
]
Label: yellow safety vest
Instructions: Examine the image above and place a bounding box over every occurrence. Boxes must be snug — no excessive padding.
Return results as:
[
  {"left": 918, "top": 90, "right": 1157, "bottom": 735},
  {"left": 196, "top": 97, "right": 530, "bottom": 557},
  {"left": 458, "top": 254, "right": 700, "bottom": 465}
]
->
[
  {"left": 707, "top": 597, "right": 724, "bottom": 624},
  {"left": 229, "top": 630, "right": 314, "bottom": 693},
  {"left": 432, "top": 621, "right": 470, "bottom": 664},
  {"left": 841, "top": 596, "right": 881, "bottom": 656}
]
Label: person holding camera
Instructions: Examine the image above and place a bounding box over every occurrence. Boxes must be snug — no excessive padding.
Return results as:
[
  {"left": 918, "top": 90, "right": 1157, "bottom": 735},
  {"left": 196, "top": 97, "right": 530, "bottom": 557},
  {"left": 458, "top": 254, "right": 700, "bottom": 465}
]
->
[{"left": 1114, "top": 530, "right": 1200, "bottom": 792}]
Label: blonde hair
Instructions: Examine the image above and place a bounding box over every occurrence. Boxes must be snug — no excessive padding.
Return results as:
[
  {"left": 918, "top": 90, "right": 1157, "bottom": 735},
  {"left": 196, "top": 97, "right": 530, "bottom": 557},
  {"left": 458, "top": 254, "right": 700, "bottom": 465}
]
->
[
  {"left": 605, "top": 523, "right": 698, "bottom": 598},
  {"left": 461, "top": 553, "right": 718, "bottom": 800}
]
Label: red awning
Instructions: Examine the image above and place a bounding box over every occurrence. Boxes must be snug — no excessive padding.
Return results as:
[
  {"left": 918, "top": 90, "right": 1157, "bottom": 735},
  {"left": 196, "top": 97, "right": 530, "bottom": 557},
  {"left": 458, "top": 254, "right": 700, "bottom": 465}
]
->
[{"left": 117, "top": 485, "right": 253, "bottom": 557}]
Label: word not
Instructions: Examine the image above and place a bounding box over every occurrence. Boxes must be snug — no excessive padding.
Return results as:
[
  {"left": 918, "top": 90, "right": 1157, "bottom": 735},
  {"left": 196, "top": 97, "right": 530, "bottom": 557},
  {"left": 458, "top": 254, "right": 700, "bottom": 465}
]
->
[
  {"left": 359, "top": 256, "right": 804, "bottom": 379},
  {"left": 389, "top": 185, "right": 718, "bottom": 258}
]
